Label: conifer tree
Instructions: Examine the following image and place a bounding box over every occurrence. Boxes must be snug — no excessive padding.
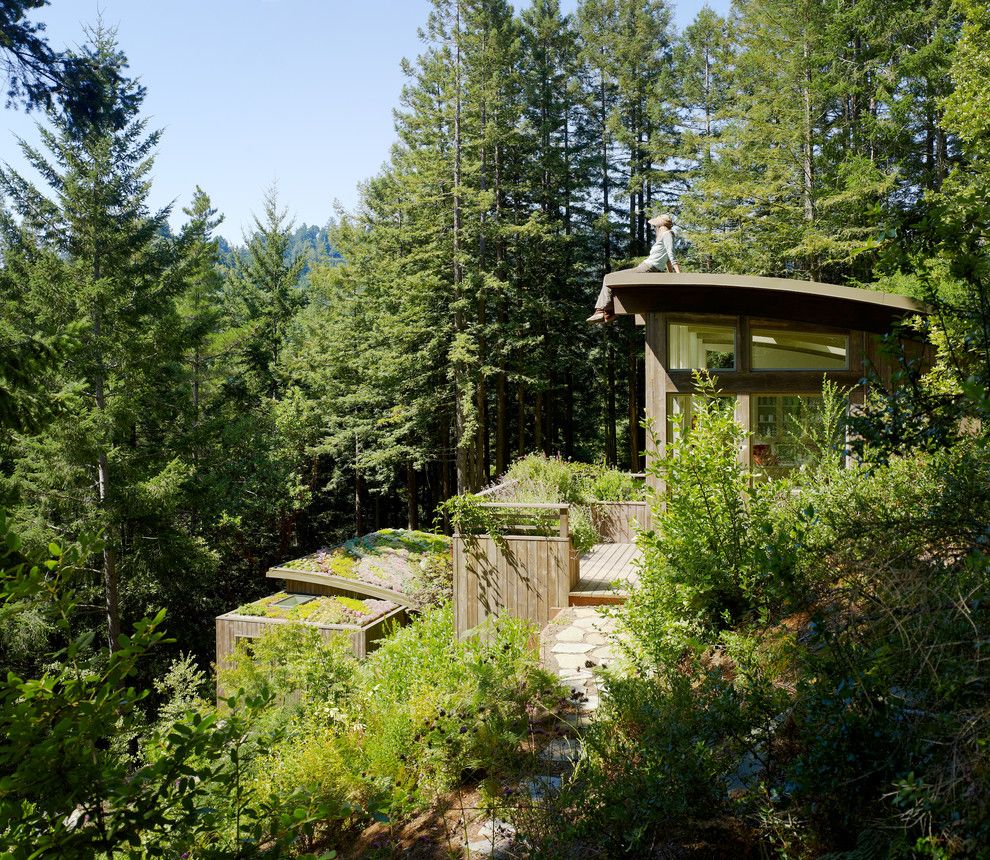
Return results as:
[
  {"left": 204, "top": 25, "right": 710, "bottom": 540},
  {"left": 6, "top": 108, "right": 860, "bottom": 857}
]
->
[
  {"left": 0, "top": 27, "right": 195, "bottom": 649},
  {"left": 673, "top": 7, "right": 735, "bottom": 173},
  {"left": 226, "top": 185, "right": 305, "bottom": 401}
]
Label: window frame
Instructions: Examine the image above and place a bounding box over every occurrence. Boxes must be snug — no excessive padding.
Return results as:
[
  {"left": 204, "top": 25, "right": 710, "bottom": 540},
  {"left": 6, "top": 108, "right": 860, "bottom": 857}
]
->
[
  {"left": 749, "top": 392, "right": 838, "bottom": 474},
  {"left": 666, "top": 392, "right": 737, "bottom": 444},
  {"left": 748, "top": 323, "right": 850, "bottom": 372},
  {"left": 666, "top": 316, "right": 739, "bottom": 372}
]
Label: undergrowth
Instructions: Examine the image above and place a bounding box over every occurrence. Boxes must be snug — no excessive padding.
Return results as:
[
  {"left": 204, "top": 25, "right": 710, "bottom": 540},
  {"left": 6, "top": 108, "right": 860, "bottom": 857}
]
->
[
  {"left": 165, "top": 605, "right": 563, "bottom": 856},
  {"left": 516, "top": 374, "right": 990, "bottom": 858}
]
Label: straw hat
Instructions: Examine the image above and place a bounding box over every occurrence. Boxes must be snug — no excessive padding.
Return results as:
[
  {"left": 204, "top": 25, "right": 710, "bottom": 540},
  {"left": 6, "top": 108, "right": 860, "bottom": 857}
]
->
[{"left": 648, "top": 213, "right": 674, "bottom": 228}]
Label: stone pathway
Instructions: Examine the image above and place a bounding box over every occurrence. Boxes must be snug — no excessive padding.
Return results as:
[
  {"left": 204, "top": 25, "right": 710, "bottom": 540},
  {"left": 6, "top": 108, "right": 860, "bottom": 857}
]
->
[
  {"left": 541, "top": 605, "right": 618, "bottom": 719},
  {"left": 464, "top": 607, "right": 621, "bottom": 858}
]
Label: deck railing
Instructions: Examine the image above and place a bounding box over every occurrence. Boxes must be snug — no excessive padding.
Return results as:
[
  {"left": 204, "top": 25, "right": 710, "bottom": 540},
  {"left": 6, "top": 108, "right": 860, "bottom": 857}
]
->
[
  {"left": 452, "top": 475, "right": 651, "bottom": 637},
  {"left": 453, "top": 502, "right": 578, "bottom": 638},
  {"left": 590, "top": 500, "right": 651, "bottom": 542}
]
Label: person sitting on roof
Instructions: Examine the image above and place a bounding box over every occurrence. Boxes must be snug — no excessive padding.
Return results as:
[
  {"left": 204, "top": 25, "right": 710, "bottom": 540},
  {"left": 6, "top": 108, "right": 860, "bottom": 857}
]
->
[{"left": 587, "top": 212, "right": 681, "bottom": 323}]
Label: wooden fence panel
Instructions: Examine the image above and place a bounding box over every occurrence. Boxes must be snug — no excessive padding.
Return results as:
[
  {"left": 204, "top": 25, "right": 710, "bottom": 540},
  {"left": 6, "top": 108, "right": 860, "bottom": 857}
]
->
[
  {"left": 590, "top": 501, "right": 651, "bottom": 543},
  {"left": 453, "top": 535, "right": 572, "bottom": 638}
]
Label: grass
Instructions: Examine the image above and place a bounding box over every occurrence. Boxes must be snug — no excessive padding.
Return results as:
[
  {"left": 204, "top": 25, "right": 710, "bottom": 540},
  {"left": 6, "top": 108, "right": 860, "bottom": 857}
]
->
[{"left": 274, "top": 529, "right": 453, "bottom": 606}]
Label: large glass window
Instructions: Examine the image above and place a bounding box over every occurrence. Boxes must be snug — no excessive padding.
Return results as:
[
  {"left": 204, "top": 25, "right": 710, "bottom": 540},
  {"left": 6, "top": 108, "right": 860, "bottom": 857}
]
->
[
  {"left": 668, "top": 323, "right": 736, "bottom": 370},
  {"left": 752, "top": 394, "right": 825, "bottom": 476},
  {"left": 667, "top": 393, "right": 736, "bottom": 443},
  {"left": 750, "top": 328, "right": 847, "bottom": 370}
]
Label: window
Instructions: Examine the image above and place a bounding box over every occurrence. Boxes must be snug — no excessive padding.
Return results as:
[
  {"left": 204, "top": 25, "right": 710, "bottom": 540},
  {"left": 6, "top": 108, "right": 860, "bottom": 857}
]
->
[
  {"left": 667, "top": 393, "right": 736, "bottom": 443},
  {"left": 668, "top": 323, "right": 736, "bottom": 370},
  {"left": 272, "top": 594, "right": 315, "bottom": 609},
  {"left": 750, "top": 328, "right": 847, "bottom": 370},
  {"left": 752, "top": 394, "right": 824, "bottom": 475}
]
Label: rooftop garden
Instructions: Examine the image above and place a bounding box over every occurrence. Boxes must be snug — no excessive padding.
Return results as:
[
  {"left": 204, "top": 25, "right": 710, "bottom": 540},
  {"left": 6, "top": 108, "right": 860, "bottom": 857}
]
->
[
  {"left": 272, "top": 528, "right": 452, "bottom": 607},
  {"left": 233, "top": 592, "right": 397, "bottom": 627}
]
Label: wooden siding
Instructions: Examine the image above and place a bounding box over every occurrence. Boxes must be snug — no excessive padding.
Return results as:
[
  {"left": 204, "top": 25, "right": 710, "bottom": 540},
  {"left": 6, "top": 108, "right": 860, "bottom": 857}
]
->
[
  {"left": 453, "top": 534, "right": 573, "bottom": 638},
  {"left": 641, "top": 311, "right": 926, "bottom": 468},
  {"left": 589, "top": 501, "right": 651, "bottom": 542}
]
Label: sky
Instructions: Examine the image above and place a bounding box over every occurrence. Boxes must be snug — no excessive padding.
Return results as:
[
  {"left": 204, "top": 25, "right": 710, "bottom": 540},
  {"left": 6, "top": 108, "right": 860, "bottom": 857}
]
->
[{"left": 1, "top": 0, "right": 731, "bottom": 240}]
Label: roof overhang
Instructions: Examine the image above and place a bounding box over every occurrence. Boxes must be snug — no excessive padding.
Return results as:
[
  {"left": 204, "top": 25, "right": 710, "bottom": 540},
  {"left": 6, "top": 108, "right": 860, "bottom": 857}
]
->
[{"left": 606, "top": 272, "right": 926, "bottom": 334}]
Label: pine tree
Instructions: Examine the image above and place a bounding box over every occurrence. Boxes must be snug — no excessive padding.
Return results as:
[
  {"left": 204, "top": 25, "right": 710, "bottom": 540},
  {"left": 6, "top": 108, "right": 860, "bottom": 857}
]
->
[
  {"left": 225, "top": 185, "right": 305, "bottom": 401},
  {"left": 0, "top": 27, "right": 195, "bottom": 649},
  {"left": 673, "top": 7, "right": 735, "bottom": 174}
]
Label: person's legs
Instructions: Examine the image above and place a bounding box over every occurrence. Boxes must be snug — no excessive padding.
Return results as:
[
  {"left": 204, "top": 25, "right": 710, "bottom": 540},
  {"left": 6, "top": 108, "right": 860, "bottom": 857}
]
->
[
  {"left": 588, "top": 263, "right": 658, "bottom": 322},
  {"left": 587, "top": 281, "right": 615, "bottom": 322},
  {"left": 594, "top": 282, "right": 613, "bottom": 310}
]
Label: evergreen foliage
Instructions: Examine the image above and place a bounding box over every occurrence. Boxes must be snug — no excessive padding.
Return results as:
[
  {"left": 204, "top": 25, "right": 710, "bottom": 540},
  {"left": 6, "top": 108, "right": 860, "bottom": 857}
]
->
[{"left": 1, "top": 0, "right": 987, "bottom": 855}]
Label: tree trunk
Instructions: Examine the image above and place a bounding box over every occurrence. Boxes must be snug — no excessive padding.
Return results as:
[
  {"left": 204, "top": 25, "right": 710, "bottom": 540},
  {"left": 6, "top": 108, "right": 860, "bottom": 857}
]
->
[
  {"left": 477, "top": 298, "right": 489, "bottom": 483},
  {"left": 600, "top": 70, "right": 612, "bottom": 272},
  {"left": 92, "top": 253, "right": 120, "bottom": 651},
  {"left": 534, "top": 390, "right": 544, "bottom": 452},
  {"left": 354, "top": 476, "right": 364, "bottom": 537},
  {"left": 627, "top": 338, "right": 639, "bottom": 471},
  {"left": 406, "top": 461, "right": 419, "bottom": 531},
  {"left": 565, "top": 370, "right": 575, "bottom": 459},
  {"left": 451, "top": 1, "right": 474, "bottom": 494},
  {"left": 98, "top": 450, "right": 120, "bottom": 649},
  {"left": 802, "top": 35, "right": 817, "bottom": 279},
  {"left": 425, "top": 466, "right": 435, "bottom": 530},
  {"left": 496, "top": 370, "right": 508, "bottom": 475},
  {"left": 606, "top": 342, "right": 617, "bottom": 467},
  {"left": 517, "top": 382, "right": 526, "bottom": 457}
]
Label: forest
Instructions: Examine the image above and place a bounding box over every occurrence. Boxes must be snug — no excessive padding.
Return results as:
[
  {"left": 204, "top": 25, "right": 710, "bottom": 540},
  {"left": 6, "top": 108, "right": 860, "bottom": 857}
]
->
[{"left": 0, "top": 0, "right": 988, "bottom": 856}]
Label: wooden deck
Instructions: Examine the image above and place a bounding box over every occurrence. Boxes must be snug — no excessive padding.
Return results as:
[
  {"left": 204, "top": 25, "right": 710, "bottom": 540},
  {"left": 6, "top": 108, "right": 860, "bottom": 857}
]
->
[{"left": 569, "top": 543, "right": 640, "bottom": 605}]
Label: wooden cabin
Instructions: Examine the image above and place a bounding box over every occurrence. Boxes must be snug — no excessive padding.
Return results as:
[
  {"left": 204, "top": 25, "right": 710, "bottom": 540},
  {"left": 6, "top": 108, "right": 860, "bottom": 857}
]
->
[
  {"left": 451, "top": 273, "right": 926, "bottom": 638},
  {"left": 605, "top": 271, "right": 927, "bottom": 475},
  {"left": 215, "top": 529, "right": 450, "bottom": 669}
]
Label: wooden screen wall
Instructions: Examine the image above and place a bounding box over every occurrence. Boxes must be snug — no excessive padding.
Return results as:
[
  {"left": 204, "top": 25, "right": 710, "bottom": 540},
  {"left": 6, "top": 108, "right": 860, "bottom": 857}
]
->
[
  {"left": 589, "top": 501, "right": 651, "bottom": 542},
  {"left": 453, "top": 535, "right": 575, "bottom": 638}
]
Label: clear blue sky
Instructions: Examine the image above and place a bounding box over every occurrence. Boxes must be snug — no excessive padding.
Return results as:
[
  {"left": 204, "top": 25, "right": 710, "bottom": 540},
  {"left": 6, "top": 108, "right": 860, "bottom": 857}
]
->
[{"left": 1, "top": 0, "right": 730, "bottom": 240}]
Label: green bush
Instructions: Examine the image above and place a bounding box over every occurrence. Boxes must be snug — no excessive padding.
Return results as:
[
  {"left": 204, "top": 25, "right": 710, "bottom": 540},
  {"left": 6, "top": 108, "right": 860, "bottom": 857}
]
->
[
  {"left": 505, "top": 452, "right": 645, "bottom": 503},
  {"left": 625, "top": 374, "right": 802, "bottom": 667},
  {"left": 574, "top": 669, "right": 737, "bottom": 850},
  {"left": 552, "top": 372, "right": 990, "bottom": 857},
  {"left": 214, "top": 604, "right": 563, "bottom": 845}
]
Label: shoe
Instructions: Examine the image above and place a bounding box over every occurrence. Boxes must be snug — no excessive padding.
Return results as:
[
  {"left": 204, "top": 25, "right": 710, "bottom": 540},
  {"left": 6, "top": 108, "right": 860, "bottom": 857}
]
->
[{"left": 587, "top": 309, "right": 607, "bottom": 323}]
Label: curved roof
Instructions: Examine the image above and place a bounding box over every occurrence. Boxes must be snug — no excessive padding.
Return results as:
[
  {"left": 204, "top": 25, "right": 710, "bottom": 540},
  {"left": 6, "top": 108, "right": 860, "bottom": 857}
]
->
[{"left": 604, "top": 272, "right": 925, "bottom": 333}]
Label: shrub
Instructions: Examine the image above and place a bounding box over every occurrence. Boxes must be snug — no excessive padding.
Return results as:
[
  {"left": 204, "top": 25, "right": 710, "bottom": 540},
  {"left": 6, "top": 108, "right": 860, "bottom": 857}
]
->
[
  {"left": 214, "top": 604, "right": 563, "bottom": 841},
  {"left": 625, "top": 374, "right": 802, "bottom": 667},
  {"left": 344, "top": 605, "right": 561, "bottom": 805}
]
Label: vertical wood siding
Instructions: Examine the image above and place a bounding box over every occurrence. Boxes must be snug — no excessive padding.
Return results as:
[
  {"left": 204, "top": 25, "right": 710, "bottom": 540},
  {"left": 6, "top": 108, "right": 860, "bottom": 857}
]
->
[{"left": 452, "top": 535, "right": 572, "bottom": 638}]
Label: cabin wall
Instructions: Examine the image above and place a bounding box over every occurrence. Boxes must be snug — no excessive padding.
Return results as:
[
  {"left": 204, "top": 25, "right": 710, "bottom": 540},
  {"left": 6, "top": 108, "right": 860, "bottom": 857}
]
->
[
  {"left": 643, "top": 311, "right": 912, "bottom": 478},
  {"left": 215, "top": 607, "right": 407, "bottom": 674}
]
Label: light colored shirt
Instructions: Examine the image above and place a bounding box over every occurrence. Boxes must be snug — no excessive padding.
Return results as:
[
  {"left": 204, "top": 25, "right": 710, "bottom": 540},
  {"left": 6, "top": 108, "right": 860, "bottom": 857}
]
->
[{"left": 642, "top": 228, "right": 676, "bottom": 270}]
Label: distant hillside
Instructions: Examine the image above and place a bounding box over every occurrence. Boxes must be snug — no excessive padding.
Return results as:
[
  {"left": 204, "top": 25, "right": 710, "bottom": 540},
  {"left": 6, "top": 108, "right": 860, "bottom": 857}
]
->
[{"left": 218, "top": 221, "right": 342, "bottom": 282}]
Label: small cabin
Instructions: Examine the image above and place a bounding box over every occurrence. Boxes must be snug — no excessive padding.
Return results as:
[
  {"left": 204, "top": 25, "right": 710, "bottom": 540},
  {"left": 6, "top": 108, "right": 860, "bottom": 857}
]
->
[
  {"left": 605, "top": 271, "right": 927, "bottom": 475},
  {"left": 215, "top": 529, "right": 451, "bottom": 668},
  {"left": 451, "top": 273, "right": 927, "bottom": 638}
]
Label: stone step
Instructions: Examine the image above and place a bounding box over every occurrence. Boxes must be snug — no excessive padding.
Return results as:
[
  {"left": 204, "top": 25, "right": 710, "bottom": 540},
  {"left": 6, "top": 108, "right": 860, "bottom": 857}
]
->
[
  {"left": 540, "top": 737, "right": 582, "bottom": 763},
  {"left": 479, "top": 818, "right": 516, "bottom": 840},
  {"left": 523, "top": 774, "right": 561, "bottom": 800}
]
